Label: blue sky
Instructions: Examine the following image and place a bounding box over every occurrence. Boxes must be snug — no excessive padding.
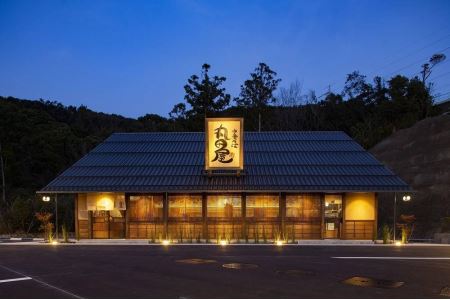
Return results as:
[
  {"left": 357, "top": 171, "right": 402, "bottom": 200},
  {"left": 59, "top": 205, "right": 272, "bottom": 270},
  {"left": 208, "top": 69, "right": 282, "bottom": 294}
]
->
[{"left": 0, "top": 0, "right": 449, "bottom": 118}]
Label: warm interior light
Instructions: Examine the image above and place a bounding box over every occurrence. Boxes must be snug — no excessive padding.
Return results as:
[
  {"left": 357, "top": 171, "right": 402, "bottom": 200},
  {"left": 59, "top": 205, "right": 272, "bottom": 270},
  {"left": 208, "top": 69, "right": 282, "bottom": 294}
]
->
[
  {"left": 276, "top": 240, "right": 284, "bottom": 246},
  {"left": 219, "top": 240, "right": 228, "bottom": 246},
  {"left": 395, "top": 241, "right": 402, "bottom": 246},
  {"left": 162, "top": 240, "right": 170, "bottom": 246},
  {"left": 42, "top": 196, "right": 50, "bottom": 202}
]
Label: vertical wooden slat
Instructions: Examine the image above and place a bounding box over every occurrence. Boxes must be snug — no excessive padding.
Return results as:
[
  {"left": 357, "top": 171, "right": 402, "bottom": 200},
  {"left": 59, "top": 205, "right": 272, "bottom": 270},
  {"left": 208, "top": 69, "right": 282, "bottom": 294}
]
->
[
  {"left": 374, "top": 192, "right": 378, "bottom": 240},
  {"left": 163, "top": 192, "right": 168, "bottom": 239},
  {"left": 342, "top": 193, "right": 346, "bottom": 240},
  {"left": 320, "top": 193, "right": 325, "bottom": 240},
  {"left": 202, "top": 193, "right": 207, "bottom": 241},
  {"left": 88, "top": 211, "right": 93, "bottom": 239},
  {"left": 125, "top": 193, "right": 130, "bottom": 239},
  {"left": 107, "top": 210, "right": 111, "bottom": 239},
  {"left": 242, "top": 192, "right": 246, "bottom": 241},
  {"left": 280, "top": 192, "right": 286, "bottom": 240}
]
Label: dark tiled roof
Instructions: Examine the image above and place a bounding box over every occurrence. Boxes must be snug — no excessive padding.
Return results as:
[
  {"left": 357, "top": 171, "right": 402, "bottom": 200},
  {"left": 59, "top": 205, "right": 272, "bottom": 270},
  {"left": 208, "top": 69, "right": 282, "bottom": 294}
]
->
[{"left": 39, "top": 132, "right": 410, "bottom": 193}]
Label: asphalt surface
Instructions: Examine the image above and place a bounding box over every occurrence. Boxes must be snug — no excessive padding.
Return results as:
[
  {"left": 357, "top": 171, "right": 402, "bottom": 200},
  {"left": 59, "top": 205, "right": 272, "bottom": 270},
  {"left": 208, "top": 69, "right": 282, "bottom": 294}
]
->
[{"left": 0, "top": 245, "right": 450, "bottom": 298}]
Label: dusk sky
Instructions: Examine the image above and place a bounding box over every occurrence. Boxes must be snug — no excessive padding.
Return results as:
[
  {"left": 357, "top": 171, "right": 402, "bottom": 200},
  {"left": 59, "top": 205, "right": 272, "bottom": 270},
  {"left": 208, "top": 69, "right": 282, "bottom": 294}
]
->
[{"left": 1, "top": 0, "right": 449, "bottom": 118}]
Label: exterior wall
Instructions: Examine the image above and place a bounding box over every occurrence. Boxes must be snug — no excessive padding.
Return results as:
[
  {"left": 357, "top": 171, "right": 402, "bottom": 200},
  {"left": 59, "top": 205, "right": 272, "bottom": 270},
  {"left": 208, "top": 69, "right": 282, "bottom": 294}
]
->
[
  {"left": 343, "top": 192, "right": 377, "bottom": 240},
  {"left": 75, "top": 192, "right": 378, "bottom": 241}
]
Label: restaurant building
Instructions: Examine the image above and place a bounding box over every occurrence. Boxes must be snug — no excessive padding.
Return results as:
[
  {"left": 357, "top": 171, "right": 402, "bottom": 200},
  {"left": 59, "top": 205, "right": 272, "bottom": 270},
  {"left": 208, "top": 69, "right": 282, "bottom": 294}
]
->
[{"left": 38, "top": 118, "right": 409, "bottom": 242}]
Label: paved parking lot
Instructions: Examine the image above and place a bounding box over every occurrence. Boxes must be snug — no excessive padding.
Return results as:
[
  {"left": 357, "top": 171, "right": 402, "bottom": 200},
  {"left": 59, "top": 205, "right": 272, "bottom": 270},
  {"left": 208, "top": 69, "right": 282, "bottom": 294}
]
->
[{"left": 0, "top": 245, "right": 449, "bottom": 298}]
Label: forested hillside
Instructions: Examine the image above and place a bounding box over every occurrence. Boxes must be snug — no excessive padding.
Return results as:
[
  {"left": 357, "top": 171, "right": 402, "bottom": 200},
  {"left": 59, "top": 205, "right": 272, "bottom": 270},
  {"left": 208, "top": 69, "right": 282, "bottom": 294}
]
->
[{"left": 0, "top": 63, "right": 443, "bottom": 236}]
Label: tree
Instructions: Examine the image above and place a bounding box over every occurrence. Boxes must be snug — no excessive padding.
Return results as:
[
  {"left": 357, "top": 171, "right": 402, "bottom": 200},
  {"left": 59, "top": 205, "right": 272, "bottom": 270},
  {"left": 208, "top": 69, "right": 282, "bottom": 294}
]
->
[
  {"left": 235, "top": 63, "right": 281, "bottom": 131},
  {"left": 420, "top": 53, "right": 446, "bottom": 85},
  {"left": 171, "top": 64, "right": 230, "bottom": 122},
  {"left": 343, "top": 71, "right": 373, "bottom": 103},
  {"left": 278, "top": 80, "right": 304, "bottom": 107}
]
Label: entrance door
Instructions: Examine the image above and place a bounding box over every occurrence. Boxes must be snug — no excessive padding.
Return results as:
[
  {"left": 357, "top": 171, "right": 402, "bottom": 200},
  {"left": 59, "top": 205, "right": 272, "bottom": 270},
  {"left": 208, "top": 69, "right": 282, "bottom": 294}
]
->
[
  {"left": 92, "top": 210, "right": 125, "bottom": 239},
  {"left": 324, "top": 195, "right": 343, "bottom": 239}
]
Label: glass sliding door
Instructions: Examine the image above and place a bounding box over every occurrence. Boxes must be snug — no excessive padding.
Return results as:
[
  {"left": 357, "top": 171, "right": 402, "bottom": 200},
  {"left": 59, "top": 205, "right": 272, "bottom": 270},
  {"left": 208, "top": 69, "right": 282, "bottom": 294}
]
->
[
  {"left": 324, "top": 194, "right": 343, "bottom": 239},
  {"left": 285, "top": 194, "right": 321, "bottom": 240}
]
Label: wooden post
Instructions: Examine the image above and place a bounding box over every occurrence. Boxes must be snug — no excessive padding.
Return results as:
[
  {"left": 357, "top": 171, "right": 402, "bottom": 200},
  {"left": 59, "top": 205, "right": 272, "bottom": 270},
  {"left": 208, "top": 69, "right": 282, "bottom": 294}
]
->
[
  {"left": 342, "top": 193, "right": 346, "bottom": 240},
  {"left": 242, "top": 192, "right": 246, "bottom": 241},
  {"left": 202, "top": 193, "right": 207, "bottom": 241},
  {"left": 320, "top": 193, "right": 325, "bottom": 240},
  {"left": 279, "top": 192, "right": 286, "bottom": 240},
  {"left": 374, "top": 192, "right": 378, "bottom": 241},
  {"left": 125, "top": 194, "right": 130, "bottom": 239},
  {"left": 107, "top": 210, "right": 111, "bottom": 239},
  {"left": 163, "top": 192, "right": 168, "bottom": 239},
  {"left": 88, "top": 211, "right": 93, "bottom": 239},
  {"left": 74, "top": 194, "right": 79, "bottom": 240}
]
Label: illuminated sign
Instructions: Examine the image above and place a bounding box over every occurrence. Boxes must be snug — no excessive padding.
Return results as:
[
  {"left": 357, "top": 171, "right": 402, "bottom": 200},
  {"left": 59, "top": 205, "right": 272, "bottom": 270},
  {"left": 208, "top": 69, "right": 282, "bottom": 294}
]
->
[{"left": 205, "top": 118, "right": 244, "bottom": 171}]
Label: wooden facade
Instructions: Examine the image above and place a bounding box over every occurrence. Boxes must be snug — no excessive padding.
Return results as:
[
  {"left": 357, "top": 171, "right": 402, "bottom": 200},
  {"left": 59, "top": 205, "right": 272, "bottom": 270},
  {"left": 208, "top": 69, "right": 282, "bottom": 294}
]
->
[{"left": 75, "top": 192, "right": 378, "bottom": 241}]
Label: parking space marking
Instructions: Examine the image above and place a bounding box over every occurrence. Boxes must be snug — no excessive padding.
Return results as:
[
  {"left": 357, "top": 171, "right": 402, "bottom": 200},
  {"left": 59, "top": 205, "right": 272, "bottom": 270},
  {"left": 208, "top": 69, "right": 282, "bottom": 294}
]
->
[
  {"left": 333, "top": 257, "right": 450, "bottom": 260},
  {"left": 0, "top": 277, "right": 32, "bottom": 283},
  {"left": 0, "top": 264, "right": 83, "bottom": 299}
]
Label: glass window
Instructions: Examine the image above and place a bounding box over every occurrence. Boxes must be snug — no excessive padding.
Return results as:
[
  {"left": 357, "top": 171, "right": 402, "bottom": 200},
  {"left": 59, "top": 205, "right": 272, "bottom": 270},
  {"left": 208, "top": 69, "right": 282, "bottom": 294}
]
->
[
  {"left": 286, "top": 194, "right": 321, "bottom": 219},
  {"left": 169, "top": 195, "right": 202, "bottom": 218},
  {"left": 324, "top": 194, "right": 342, "bottom": 218},
  {"left": 207, "top": 195, "right": 242, "bottom": 218},
  {"left": 246, "top": 195, "right": 279, "bottom": 218},
  {"left": 129, "top": 195, "right": 163, "bottom": 221},
  {"left": 77, "top": 195, "right": 88, "bottom": 220}
]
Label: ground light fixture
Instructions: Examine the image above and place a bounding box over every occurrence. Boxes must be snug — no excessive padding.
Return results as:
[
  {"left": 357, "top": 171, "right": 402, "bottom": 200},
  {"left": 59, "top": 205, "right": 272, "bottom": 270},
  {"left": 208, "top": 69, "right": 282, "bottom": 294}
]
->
[
  {"left": 276, "top": 240, "right": 284, "bottom": 246},
  {"left": 161, "top": 240, "right": 170, "bottom": 246},
  {"left": 395, "top": 241, "right": 403, "bottom": 246},
  {"left": 51, "top": 241, "right": 58, "bottom": 245},
  {"left": 219, "top": 240, "right": 228, "bottom": 246}
]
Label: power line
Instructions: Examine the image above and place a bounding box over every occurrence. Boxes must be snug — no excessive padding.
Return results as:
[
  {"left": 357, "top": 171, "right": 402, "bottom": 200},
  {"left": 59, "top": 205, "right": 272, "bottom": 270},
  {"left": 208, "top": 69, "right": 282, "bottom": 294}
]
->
[
  {"left": 367, "top": 32, "right": 450, "bottom": 78},
  {"left": 312, "top": 29, "right": 450, "bottom": 99},
  {"left": 429, "top": 70, "right": 450, "bottom": 81},
  {"left": 383, "top": 46, "right": 450, "bottom": 78}
]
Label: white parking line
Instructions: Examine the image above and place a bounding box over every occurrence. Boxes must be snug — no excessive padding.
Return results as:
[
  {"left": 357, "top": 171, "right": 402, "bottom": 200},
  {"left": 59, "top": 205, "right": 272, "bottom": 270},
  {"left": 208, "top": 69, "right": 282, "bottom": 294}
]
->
[
  {"left": 0, "top": 277, "right": 32, "bottom": 283},
  {"left": 333, "top": 257, "right": 450, "bottom": 260},
  {"left": 0, "top": 264, "right": 82, "bottom": 299}
]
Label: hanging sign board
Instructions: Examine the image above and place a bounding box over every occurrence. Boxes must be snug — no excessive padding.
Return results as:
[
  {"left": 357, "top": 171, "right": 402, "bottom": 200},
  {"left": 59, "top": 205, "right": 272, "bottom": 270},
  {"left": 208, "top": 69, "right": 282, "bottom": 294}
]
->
[{"left": 205, "top": 118, "right": 244, "bottom": 171}]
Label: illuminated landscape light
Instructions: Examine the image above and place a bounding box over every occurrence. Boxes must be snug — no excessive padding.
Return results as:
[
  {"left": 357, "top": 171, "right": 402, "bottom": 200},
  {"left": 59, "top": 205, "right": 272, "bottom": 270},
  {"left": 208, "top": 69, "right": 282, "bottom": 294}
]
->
[
  {"left": 51, "top": 241, "right": 58, "bottom": 245},
  {"left": 276, "top": 240, "right": 284, "bottom": 246},
  {"left": 162, "top": 240, "right": 170, "bottom": 246},
  {"left": 395, "top": 241, "right": 402, "bottom": 246},
  {"left": 219, "top": 240, "right": 228, "bottom": 246}
]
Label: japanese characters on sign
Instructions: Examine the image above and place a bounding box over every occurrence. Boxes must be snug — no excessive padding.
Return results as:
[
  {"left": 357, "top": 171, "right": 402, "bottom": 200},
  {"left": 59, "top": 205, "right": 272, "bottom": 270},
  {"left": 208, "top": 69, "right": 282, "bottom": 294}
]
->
[{"left": 205, "top": 118, "right": 243, "bottom": 170}]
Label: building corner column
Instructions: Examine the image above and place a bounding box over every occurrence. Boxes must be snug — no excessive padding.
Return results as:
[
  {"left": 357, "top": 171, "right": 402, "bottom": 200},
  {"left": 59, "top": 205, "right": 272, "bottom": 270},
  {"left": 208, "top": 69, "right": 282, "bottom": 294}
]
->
[
  {"left": 374, "top": 192, "right": 378, "bottom": 241},
  {"left": 74, "top": 193, "right": 79, "bottom": 240}
]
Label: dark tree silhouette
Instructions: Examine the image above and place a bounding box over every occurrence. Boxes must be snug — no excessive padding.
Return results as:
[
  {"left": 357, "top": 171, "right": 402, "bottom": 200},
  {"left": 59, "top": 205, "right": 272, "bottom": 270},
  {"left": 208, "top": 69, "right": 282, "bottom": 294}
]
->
[{"left": 235, "top": 63, "right": 281, "bottom": 131}]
